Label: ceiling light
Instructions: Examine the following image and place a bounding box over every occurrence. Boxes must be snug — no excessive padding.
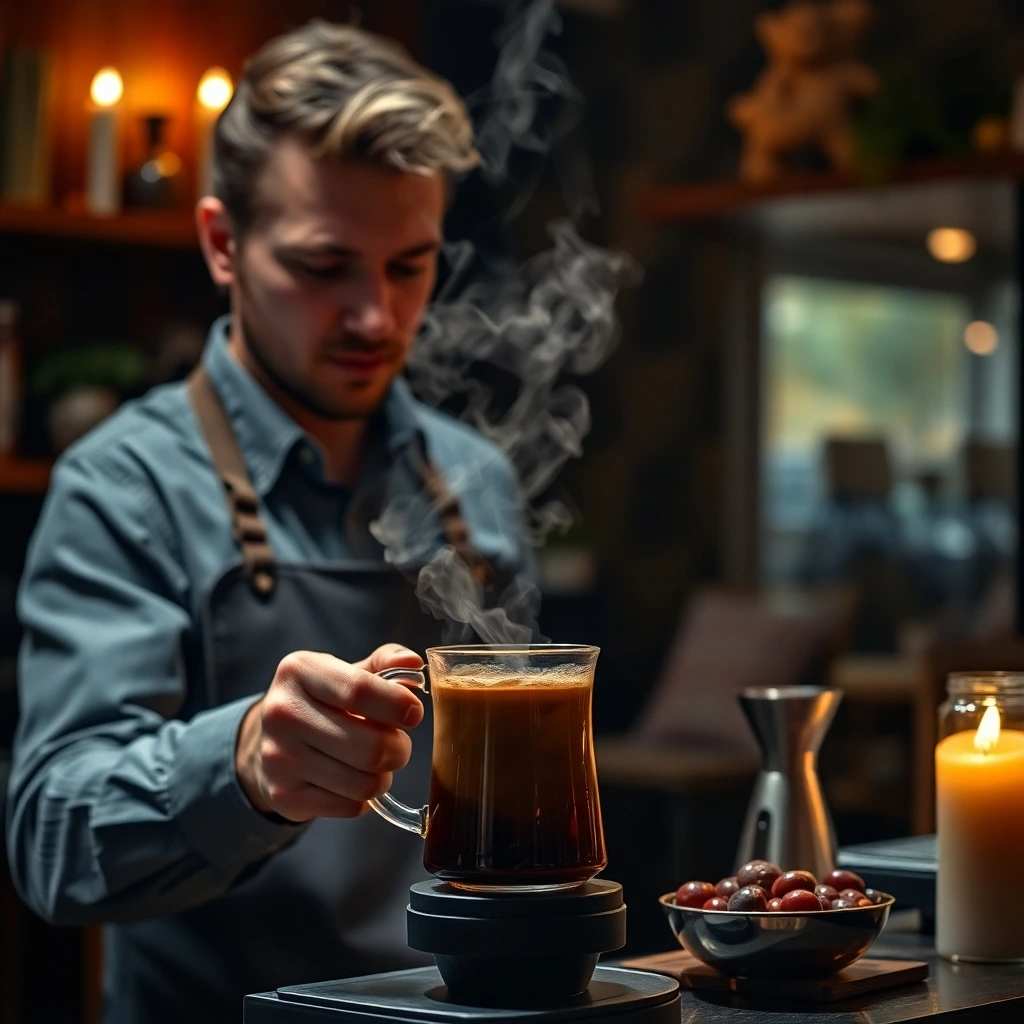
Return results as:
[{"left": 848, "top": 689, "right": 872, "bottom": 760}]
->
[
  {"left": 927, "top": 227, "right": 977, "bottom": 264},
  {"left": 964, "top": 321, "right": 998, "bottom": 356}
]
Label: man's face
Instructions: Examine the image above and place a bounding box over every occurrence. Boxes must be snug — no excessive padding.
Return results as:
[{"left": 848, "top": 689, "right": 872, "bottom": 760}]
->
[{"left": 228, "top": 136, "right": 445, "bottom": 420}]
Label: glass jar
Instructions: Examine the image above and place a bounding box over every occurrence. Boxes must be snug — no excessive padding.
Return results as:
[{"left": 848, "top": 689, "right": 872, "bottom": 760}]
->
[{"left": 936, "top": 672, "right": 1024, "bottom": 961}]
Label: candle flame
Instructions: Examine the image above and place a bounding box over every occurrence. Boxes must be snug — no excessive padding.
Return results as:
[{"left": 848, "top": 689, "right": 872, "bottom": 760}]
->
[
  {"left": 90, "top": 68, "right": 123, "bottom": 108},
  {"left": 198, "top": 68, "right": 233, "bottom": 111},
  {"left": 974, "top": 704, "right": 1001, "bottom": 753}
]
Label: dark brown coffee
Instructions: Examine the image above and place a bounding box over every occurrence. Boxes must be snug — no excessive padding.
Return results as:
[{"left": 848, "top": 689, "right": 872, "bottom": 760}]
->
[{"left": 423, "top": 676, "right": 606, "bottom": 887}]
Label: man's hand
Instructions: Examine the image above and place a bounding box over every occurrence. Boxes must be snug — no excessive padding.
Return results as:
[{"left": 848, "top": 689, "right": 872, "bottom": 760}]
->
[{"left": 235, "top": 644, "right": 425, "bottom": 822}]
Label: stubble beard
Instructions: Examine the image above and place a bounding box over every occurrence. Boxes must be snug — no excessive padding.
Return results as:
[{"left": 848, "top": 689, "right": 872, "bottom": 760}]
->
[{"left": 238, "top": 307, "right": 387, "bottom": 422}]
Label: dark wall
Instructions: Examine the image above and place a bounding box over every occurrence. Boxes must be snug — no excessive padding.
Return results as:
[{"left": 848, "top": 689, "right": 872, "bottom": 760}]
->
[{"left": 426, "top": 0, "right": 1024, "bottom": 726}]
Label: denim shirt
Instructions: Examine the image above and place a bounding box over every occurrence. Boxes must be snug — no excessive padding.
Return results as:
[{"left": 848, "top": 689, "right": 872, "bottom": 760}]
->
[{"left": 5, "top": 316, "right": 529, "bottom": 925}]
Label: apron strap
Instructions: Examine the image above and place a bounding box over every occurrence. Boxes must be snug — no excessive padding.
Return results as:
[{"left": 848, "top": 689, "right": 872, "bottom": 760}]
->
[
  {"left": 409, "top": 431, "right": 495, "bottom": 591},
  {"left": 188, "top": 366, "right": 277, "bottom": 597},
  {"left": 188, "top": 364, "right": 496, "bottom": 597}
]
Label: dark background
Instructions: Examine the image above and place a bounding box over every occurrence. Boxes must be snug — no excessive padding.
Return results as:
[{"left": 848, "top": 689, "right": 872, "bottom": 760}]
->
[{"left": 2, "top": 1, "right": 1024, "bottom": 1020}]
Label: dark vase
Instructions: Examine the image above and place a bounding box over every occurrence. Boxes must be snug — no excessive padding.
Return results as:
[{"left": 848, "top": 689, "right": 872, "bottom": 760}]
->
[{"left": 124, "top": 115, "right": 182, "bottom": 208}]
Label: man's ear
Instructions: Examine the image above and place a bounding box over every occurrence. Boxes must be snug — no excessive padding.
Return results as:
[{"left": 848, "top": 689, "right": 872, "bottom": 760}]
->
[{"left": 196, "top": 197, "right": 237, "bottom": 288}]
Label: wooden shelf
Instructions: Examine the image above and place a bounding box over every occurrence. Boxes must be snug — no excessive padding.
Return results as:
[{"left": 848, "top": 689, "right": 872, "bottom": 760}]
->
[
  {"left": 0, "top": 204, "right": 198, "bottom": 248},
  {"left": 0, "top": 458, "right": 53, "bottom": 495},
  {"left": 638, "top": 152, "right": 1024, "bottom": 223}
]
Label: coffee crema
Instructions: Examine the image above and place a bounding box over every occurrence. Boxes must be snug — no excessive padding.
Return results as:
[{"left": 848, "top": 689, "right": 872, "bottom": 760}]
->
[{"left": 424, "top": 676, "right": 606, "bottom": 887}]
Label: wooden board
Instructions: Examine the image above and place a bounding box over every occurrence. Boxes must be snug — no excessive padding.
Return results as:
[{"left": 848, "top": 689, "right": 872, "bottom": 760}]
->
[{"left": 623, "top": 949, "right": 929, "bottom": 1003}]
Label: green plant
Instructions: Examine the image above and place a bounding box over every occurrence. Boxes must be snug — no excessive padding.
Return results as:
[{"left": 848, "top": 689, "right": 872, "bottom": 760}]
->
[
  {"left": 851, "top": 75, "right": 958, "bottom": 184},
  {"left": 31, "top": 344, "right": 147, "bottom": 400}
]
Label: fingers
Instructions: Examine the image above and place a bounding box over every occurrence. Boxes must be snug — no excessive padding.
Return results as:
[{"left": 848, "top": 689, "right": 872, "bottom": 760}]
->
[
  {"left": 250, "top": 646, "right": 428, "bottom": 823},
  {"left": 300, "top": 743, "right": 392, "bottom": 804},
  {"left": 276, "top": 651, "right": 423, "bottom": 729},
  {"left": 261, "top": 687, "right": 414, "bottom": 775},
  {"left": 252, "top": 705, "right": 408, "bottom": 821},
  {"left": 355, "top": 643, "right": 424, "bottom": 674},
  {"left": 298, "top": 703, "right": 414, "bottom": 775}
]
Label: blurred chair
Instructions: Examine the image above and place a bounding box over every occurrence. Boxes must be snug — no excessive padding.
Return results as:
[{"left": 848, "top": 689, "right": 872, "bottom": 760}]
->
[
  {"left": 964, "top": 440, "right": 1015, "bottom": 505},
  {"left": 817, "top": 437, "right": 898, "bottom": 566},
  {"left": 824, "top": 436, "right": 893, "bottom": 502},
  {"left": 628, "top": 586, "right": 855, "bottom": 756},
  {"left": 964, "top": 439, "right": 1016, "bottom": 578},
  {"left": 940, "top": 441, "right": 1019, "bottom": 625},
  {"left": 597, "top": 585, "right": 856, "bottom": 786},
  {"left": 803, "top": 436, "right": 916, "bottom": 651}
]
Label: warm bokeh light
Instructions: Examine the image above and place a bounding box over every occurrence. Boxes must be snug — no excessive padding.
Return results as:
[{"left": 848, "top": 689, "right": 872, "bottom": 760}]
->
[
  {"left": 197, "top": 67, "right": 233, "bottom": 111},
  {"left": 927, "top": 227, "right": 977, "bottom": 264},
  {"left": 964, "top": 320, "right": 999, "bottom": 356},
  {"left": 974, "top": 704, "right": 1002, "bottom": 753},
  {"left": 90, "top": 67, "right": 123, "bottom": 107}
]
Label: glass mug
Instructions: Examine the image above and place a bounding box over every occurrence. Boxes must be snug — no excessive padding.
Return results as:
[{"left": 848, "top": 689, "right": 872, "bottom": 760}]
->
[{"left": 372, "top": 644, "right": 606, "bottom": 892}]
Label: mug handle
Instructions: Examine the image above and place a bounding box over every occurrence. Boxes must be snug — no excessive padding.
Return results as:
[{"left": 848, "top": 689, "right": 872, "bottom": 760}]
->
[{"left": 367, "top": 666, "right": 429, "bottom": 837}]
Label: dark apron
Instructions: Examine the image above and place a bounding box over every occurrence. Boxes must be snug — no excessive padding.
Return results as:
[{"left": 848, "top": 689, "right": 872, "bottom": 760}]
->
[{"left": 102, "top": 368, "right": 493, "bottom": 1024}]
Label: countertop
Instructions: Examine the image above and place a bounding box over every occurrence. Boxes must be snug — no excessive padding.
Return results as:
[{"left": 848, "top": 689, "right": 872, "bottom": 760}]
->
[{"left": 626, "top": 922, "right": 1024, "bottom": 1023}]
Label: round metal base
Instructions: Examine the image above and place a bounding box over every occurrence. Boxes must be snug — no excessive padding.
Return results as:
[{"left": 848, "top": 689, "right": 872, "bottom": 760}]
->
[{"left": 407, "top": 878, "right": 626, "bottom": 1004}]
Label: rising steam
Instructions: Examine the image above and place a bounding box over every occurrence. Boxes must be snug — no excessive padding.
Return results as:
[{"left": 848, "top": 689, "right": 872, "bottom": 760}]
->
[{"left": 371, "top": 0, "right": 641, "bottom": 643}]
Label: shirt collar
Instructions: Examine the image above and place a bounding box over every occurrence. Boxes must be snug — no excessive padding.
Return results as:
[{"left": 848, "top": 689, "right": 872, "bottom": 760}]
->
[
  {"left": 201, "top": 315, "right": 421, "bottom": 495},
  {"left": 382, "top": 375, "right": 421, "bottom": 455}
]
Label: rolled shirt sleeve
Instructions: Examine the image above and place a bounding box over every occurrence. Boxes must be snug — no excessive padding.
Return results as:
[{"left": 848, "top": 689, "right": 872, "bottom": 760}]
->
[{"left": 5, "top": 448, "right": 303, "bottom": 927}]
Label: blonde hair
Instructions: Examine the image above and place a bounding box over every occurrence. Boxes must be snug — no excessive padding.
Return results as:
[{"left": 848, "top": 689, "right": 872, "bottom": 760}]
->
[{"left": 214, "top": 21, "right": 479, "bottom": 227}]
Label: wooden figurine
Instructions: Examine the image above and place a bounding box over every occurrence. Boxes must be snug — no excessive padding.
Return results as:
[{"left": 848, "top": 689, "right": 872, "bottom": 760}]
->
[{"left": 728, "top": 0, "right": 879, "bottom": 183}]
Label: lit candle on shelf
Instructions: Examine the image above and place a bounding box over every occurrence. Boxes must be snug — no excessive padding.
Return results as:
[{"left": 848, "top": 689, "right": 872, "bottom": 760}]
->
[
  {"left": 87, "top": 67, "right": 123, "bottom": 216},
  {"left": 936, "top": 704, "right": 1024, "bottom": 961},
  {"left": 196, "top": 67, "right": 233, "bottom": 199}
]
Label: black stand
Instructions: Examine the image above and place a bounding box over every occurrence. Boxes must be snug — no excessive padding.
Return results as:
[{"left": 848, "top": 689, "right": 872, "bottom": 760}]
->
[{"left": 408, "top": 878, "right": 625, "bottom": 1002}]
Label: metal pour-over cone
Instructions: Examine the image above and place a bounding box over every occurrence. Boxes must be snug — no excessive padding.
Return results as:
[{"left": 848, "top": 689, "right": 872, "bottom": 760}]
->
[{"left": 734, "top": 686, "right": 842, "bottom": 879}]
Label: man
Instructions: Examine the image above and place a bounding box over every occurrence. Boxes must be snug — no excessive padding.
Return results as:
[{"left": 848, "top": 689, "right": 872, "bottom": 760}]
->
[{"left": 6, "top": 22, "right": 529, "bottom": 1024}]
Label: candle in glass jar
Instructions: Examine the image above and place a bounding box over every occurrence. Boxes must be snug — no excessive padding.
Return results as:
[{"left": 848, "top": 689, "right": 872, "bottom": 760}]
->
[
  {"left": 936, "top": 705, "right": 1024, "bottom": 961},
  {"left": 87, "top": 67, "right": 123, "bottom": 216}
]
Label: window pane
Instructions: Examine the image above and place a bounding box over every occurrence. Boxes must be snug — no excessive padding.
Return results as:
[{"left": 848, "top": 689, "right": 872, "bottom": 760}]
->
[{"left": 762, "top": 276, "right": 972, "bottom": 584}]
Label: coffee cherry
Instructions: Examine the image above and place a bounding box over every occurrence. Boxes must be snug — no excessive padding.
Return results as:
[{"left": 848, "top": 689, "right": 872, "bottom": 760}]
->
[
  {"left": 768, "top": 897, "right": 784, "bottom": 911},
  {"left": 817, "top": 893, "right": 832, "bottom": 910},
  {"left": 728, "top": 885, "right": 769, "bottom": 911},
  {"left": 771, "top": 870, "right": 817, "bottom": 898},
  {"left": 702, "top": 896, "right": 730, "bottom": 911},
  {"left": 736, "top": 860, "right": 782, "bottom": 891},
  {"left": 830, "top": 898, "right": 859, "bottom": 910},
  {"left": 838, "top": 888, "right": 865, "bottom": 903},
  {"left": 675, "top": 881, "right": 716, "bottom": 909},
  {"left": 825, "top": 869, "right": 865, "bottom": 893},
  {"left": 715, "top": 876, "right": 740, "bottom": 898},
  {"left": 815, "top": 884, "right": 839, "bottom": 901},
  {"left": 779, "top": 889, "right": 822, "bottom": 912},
  {"left": 863, "top": 888, "right": 889, "bottom": 905}
]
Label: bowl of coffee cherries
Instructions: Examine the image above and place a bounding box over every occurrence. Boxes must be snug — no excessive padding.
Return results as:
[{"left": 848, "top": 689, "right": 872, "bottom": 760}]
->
[{"left": 659, "top": 859, "right": 894, "bottom": 978}]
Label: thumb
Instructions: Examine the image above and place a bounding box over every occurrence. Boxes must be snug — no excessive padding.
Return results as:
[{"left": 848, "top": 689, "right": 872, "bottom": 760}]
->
[{"left": 356, "top": 643, "right": 424, "bottom": 675}]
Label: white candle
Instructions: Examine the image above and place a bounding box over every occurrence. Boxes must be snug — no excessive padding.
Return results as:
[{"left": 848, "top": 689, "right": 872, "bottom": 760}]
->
[
  {"left": 86, "top": 67, "right": 123, "bottom": 216},
  {"left": 196, "top": 67, "right": 233, "bottom": 199},
  {"left": 936, "top": 705, "right": 1024, "bottom": 961}
]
